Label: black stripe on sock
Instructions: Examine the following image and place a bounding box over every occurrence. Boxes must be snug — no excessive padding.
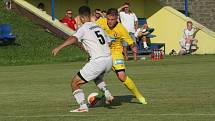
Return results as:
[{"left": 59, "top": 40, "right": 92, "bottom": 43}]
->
[{"left": 115, "top": 69, "right": 125, "bottom": 73}]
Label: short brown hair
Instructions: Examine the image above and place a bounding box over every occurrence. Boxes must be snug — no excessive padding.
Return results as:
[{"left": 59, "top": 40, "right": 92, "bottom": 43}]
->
[
  {"left": 187, "top": 21, "right": 192, "bottom": 24},
  {"left": 123, "top": 2, "right": 130, "bottom": 6},
  {"left": 107, "top": 8, "right": 118, "bottom": 16}
]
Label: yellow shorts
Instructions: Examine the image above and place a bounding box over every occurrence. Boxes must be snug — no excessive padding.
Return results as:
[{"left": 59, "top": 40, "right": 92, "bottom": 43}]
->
[{"left": 111, "top": 53, "right": 126, "bottom": 71}]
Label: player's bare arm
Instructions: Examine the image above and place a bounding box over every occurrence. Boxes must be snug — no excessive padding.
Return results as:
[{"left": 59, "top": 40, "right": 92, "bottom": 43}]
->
[{"left": 52, "top": 36, "right": 78, "bottom": 56}]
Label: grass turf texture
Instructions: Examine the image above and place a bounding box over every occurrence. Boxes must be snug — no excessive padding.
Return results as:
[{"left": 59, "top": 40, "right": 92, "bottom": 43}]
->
[{"left": 1, "top": 55, "right": 215, "bottom": 121}]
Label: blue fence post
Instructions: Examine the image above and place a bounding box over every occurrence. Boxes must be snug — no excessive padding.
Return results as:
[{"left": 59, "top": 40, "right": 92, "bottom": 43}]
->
[
  {"left": 51, "top": 0, "right": 55, "bottom": 20},
  {"left": 185, "top": 0, "right": 188, "bottom": 16}
]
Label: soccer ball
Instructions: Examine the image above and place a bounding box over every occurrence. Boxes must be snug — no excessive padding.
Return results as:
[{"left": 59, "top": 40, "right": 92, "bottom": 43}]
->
[{"left": 87, "top": 92, "right": 99, "bottom": 106}]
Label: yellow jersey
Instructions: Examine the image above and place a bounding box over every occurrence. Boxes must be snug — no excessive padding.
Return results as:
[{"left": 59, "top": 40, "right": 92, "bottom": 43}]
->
[{"left": 96, "top": 18, "right": 133, "bottom": 55}]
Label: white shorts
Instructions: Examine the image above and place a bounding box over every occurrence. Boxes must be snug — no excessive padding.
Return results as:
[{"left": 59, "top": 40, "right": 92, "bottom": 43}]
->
[
  {"left": 78, "top": 56, "right": 112, "bottom": 82},
  {"left": 179, "top": 39, "right": 197, "bottom": 49}
]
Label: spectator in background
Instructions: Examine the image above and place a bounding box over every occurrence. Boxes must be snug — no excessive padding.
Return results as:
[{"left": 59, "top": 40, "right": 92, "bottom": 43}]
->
[
  {"left": 178, "top": 21, "right": 200, "bottom": 55},
  {"left": 4, "top": 0, "right": 12, "bottom": 10},
  {"left": 118, "top": 2, "right": 138, "bottom": 61},
  {"left": 101, "top": 10, "right": 107, "bottom": 18},
  {"left": 91, "top": 9, "right": 102, "bottom": 22},
  {"left": 37, "top": 2, "right": 45, "bottom": 12},
  {"left": 60, "top": 9, "right": 77, "bottom": 31},
  {"left": 135, "top": 18, "right": 155, "bottom": 50}
]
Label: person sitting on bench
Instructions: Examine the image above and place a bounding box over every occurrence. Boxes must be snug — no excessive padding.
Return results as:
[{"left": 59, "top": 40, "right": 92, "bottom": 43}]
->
[
  {"left": 179, "top": 21, "right": 201, "bottom": 55},
  {"left": 135, "top": 22, "right": 155, "bottom": 49}
]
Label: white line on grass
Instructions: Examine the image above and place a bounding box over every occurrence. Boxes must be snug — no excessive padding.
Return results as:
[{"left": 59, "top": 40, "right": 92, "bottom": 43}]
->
[{"left": 2, "top": 113, "right": 215, "bottom": 118}]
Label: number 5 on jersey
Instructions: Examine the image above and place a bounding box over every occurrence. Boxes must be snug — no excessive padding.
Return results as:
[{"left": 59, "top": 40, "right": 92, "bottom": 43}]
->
[{"left": 94, "top": 30, "right": 105, "bottom": 45}]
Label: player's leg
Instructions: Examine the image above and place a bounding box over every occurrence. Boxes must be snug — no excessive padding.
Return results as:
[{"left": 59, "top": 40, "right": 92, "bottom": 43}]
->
[
  {"left": 70, "top": 74, "right": 88, "bottom": 112},
  {"left": 116, "top": 70, "right": 147, "bottom": 104},
  {"left": 86, "top": 56, "right": 114, "bottom": 106},
  {"left": 90, "top": 56, "right": 114, "bottom": 106},
  {"left": 94, "top": 74, "right": 114, "bottom": 105},
  {"left": 70, "top": 59, "right": 106, "bottom": 112},
  {"left": 112, "top": 54, "right": 147, "bottom": 104}
]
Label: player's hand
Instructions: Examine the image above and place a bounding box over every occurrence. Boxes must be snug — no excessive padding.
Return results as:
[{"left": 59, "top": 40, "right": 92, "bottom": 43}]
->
[
  {"left": 52, "top": 47, "right": 60, "bottom": 56},
  {"left": 123, "top": 4, "right": 129, "bottom": 8}
]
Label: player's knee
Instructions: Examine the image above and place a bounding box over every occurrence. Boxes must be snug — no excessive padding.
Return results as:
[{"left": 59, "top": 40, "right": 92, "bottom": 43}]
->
[
  {"left": 71, "top": 76, "right": 84, "bottom": 90},
  {"left": 117, "top": 73, "right": 126, "bottom": 82}
]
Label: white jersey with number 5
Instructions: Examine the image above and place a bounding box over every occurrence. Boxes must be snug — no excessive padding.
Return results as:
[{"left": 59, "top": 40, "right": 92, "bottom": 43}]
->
[{"left": 73, "top": 22, "right": 111, "bottom": 59}]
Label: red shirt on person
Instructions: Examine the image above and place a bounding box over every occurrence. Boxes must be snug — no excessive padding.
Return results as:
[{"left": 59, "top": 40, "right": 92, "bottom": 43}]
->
[
  {"left": 60, "top": 10, "right": 77, "bottom": 30},
  {"left": 61, "top": 17, "right": 77, "bottom": 30}
]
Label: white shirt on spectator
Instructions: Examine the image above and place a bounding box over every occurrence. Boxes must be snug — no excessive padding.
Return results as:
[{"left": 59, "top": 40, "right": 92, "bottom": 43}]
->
[
  {"left": 182, "top": 28, "right": 196, "bottom": 41},
  {"left": 119, "top": 11, "right": 138, "bottom": 33}
]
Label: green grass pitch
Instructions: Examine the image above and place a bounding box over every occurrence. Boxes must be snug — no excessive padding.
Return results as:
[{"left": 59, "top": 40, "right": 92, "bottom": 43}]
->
[{"left": 1, "top": 55, "right": 215, "bottom": 121}]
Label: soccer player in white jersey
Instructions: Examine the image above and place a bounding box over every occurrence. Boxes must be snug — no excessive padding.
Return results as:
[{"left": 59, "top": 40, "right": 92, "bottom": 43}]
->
[
  {"left": 52, "top": 6, "right": 113, "bottom": 112},
  {"left": 179, "top": 21, "right": 200, "bottom": 54}
]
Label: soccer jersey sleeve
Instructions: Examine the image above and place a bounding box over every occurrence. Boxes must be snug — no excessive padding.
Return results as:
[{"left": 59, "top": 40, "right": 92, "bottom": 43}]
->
[
  {"left": 96, "top": 18, "right": 106, "bottom": 29},
  {"left": 119, "top": 24, "right": 134, "bottom": 45},
  {"left": 73, "top": 26, "right": 85, "bottom": 42}
]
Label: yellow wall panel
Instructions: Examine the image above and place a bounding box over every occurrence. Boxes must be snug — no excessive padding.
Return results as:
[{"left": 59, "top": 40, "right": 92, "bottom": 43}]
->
[{"left": 148, "top": 6, "right": 215, "bottom": 54}]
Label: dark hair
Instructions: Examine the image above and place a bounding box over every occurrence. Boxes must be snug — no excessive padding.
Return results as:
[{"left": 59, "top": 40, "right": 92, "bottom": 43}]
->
[
  {"left": 123, "top": 2, "right": 130, "bottom": 6},
  {"left": 79, "top": 6, "right": 91, "bottom": 16},
  {"left": 107, "top": 8, "right": 118, "bottom": 16},
  {"left": 95, "top": 9, "right": 101, "bottom": 11},
  {"left": 101, "top": 10, "right": 106, "bottom": 13},
  {"left": 37, "top": 3, "right": 45, "bottom": 10}
]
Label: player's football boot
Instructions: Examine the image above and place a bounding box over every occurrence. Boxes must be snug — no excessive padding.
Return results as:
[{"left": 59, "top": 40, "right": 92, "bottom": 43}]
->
[
  {"left": 104, "top": 90, "right": 114, "bottom": 104},
  {"left": 137, "top": 96, "right": 147, "bottom": 104},
  {"left": 105, "top": 94, "right": 114, "bottom": 104}
]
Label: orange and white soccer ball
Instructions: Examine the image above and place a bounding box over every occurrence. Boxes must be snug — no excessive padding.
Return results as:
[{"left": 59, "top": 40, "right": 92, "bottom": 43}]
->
[{"left": 87, "top": 92, "right": 99, "bottom": 106}]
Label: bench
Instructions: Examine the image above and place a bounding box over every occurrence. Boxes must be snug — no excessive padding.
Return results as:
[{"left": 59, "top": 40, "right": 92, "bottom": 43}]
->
[
  {"left": 149, "top": 43, "right": 165, "bottom": 54},
  {"left": 0, "top": 24, "right": 16, "bottom": 46},
  {"left": 137, "top": 43, "right": 165, "bottom": 55}
]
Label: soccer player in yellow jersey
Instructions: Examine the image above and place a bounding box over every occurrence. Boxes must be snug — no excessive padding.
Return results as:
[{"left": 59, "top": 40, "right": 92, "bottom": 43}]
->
[{"left": 95, "top": 8, "right": 147, "bottom": 104}]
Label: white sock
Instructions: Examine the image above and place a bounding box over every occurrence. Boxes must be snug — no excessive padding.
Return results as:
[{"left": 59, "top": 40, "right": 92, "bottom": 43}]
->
[
  {"left": 73, "top": 89, "right": 88, "bottom": 109},
  {"left": 185, "top": 43, "right": 191, "bottom": 52},
  {"left": 143, "top": 41, "right": 148, "bottom": 48},
  {"left": 96, "top": 81, "right": 111, "bottom": 98}
]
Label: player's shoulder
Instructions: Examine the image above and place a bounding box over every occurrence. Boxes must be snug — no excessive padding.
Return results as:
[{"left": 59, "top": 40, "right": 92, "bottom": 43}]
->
[
  {"left": 81, "top": 22, "right": 103, "bottom": 32},
  {"left": 96, "top": 18, "right": 107, "bottom": 24},
  {"left": 79, "top": 22, "right": 93, "bottom": 28},
  {"left": 116, "top": 22, "right": 127, "bottom": 31}
]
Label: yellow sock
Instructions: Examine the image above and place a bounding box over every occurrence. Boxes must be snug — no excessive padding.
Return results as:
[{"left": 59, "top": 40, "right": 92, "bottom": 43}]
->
[{"left": 123, "top": 76, "right": 143, "bottom": 98}]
